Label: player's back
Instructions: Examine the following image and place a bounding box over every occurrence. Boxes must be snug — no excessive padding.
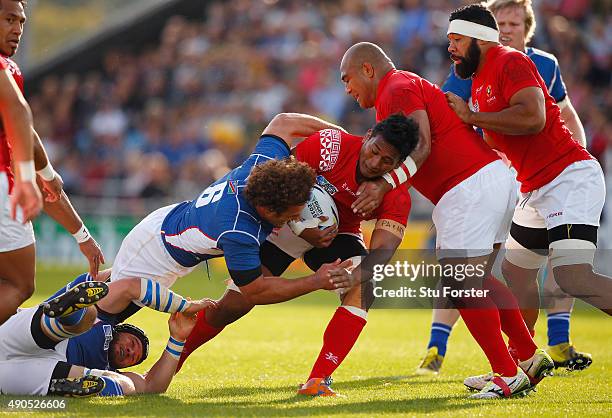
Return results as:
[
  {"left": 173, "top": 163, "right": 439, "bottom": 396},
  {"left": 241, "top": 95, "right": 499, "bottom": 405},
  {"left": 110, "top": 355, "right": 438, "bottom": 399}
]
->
[
  {"left": 160, "top": 136, "right": 289, "bottom": 267},
  {"left": 376, "top": 69, "right": 498, "bottom": 204}
]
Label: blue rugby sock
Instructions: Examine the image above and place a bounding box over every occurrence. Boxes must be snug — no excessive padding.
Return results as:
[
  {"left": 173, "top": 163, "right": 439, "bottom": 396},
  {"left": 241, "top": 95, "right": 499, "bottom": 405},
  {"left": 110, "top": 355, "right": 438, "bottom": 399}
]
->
[
  {"left": 547, "top": 311, "right": 571, "bottom": 346},
  {"left": 428, "top": 322, "right": 452, "bottom": 356}
]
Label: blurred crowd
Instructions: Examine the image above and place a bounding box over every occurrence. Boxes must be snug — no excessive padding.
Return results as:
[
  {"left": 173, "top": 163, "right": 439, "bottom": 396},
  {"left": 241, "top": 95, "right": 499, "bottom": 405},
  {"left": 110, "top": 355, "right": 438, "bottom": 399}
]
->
[{"left": 27, "top": 0, "right": 611, "bottom": 215}]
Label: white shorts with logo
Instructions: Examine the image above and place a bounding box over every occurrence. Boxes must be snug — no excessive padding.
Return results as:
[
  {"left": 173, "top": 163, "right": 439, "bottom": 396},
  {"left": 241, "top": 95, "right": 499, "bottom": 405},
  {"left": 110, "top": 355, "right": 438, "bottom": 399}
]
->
[
  {"left": 110, "top": 204, "right": 197, "bottom": 289},
  {"left": 0, "top": 307, "right": 69, "bottom": 395},
  {"left": 0, "top": 171, "right": 35, "bottom": 252},
  {"left": 433, "top": 160, "right": 518, "bottom": 259},
  {"left": 511, "top": 159, "right": 605, "bottom": 230}
]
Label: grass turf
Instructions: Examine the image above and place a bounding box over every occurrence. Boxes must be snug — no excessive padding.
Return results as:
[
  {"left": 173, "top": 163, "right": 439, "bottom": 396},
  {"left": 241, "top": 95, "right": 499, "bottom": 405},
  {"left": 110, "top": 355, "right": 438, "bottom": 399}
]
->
[{"left": 0, "top": 264, "right": 610, "bottom": 417}]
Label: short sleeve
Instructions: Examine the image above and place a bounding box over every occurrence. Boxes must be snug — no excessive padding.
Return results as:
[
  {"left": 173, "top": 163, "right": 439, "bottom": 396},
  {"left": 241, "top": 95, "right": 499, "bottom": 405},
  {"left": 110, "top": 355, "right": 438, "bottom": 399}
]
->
[
  {"left": 499, "top": 55, "right": 541, "bottom": 103},
  {"left": 370, "top": 186, "right": 411, "bottom": 225},
  {"left": 217, "top": 233, "right": 263, "bottom": 286},
  {"left": 252, "top": 135, "right": 291, "bottom": 160},
  {"left": 441, "top": 65, "right": 472, "bottom": 101}
]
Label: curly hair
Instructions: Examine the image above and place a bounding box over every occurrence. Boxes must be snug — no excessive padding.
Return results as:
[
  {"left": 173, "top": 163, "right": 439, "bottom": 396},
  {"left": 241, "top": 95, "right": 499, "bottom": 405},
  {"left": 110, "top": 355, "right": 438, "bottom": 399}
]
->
[{"left": 244, "top": 158, "right": 316, "bottom": 214}]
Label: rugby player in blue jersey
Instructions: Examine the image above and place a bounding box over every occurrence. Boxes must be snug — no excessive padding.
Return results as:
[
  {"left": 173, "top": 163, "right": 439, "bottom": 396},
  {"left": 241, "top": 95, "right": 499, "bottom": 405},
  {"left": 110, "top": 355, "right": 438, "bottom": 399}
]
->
[
  {"left": 94, "top": 113, "right": 353, "bottom": 324},
  {"left": 417, "top": 0, "right": 591, "bottom": 377},
  {"left": 0, "top": 272, "right": 214, "bottom": 397}
]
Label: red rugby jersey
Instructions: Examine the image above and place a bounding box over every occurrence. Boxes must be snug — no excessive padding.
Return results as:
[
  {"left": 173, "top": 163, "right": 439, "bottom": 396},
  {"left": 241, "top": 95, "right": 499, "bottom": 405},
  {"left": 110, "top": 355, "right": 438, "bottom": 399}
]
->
[
  {"left": 0, "top": 56, "right": 25, "bottom": 191},
  {"left": 471, "top": 45, "right": 592, "bottom": 192},
  {"left": 295, "top": 129, "right": 411, "bottom": 235},
  {"left": 375, "top": 69, "right": 499, "bottom": 204}
]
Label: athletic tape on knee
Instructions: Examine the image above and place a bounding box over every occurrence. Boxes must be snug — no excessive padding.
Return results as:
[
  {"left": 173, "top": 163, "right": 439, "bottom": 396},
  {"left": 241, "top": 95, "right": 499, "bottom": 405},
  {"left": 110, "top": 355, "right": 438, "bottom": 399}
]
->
[
  {"left": 549, "top": 239, "right": 596, "bottom": 268},
  {"left": 341, "top": 305, "right": 368, "bottom": 320},
  {"left": 139, "top": 278, "right": 188, "bottom": 313},
  {"left": 226, "top": 279, "right": 242, "bottom": 293},
  {"left": 505, "top": 235, "right": 547, "bottom": 270},
  {"left": 100, "top": 376, "right": 124, "bottom": 396}
]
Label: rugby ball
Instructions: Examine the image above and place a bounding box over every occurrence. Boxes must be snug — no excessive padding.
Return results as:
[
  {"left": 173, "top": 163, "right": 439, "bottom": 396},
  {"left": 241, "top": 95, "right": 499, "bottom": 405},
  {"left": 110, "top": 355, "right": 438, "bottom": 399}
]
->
[{"left": 300, "top": 184, "right": 339, "bottom": 229}]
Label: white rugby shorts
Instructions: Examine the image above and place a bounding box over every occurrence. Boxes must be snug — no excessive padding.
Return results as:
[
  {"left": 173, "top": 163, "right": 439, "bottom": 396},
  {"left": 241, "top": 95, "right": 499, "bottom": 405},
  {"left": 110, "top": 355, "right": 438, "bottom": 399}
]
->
[
  {"left": 512, "top": 159, "right": 605, "bottom": 230},
  {"left": 0, "top": 171, "right": 35, "bottom": 252},
  {"left": 0, "top": 307, "right": 69, "bottom": 396},
  {"left": 433, "top": 160, "right": 517, "bottom": 259},
  {"left": 110, "top": 204, "right": 197, "bottom": 289}
]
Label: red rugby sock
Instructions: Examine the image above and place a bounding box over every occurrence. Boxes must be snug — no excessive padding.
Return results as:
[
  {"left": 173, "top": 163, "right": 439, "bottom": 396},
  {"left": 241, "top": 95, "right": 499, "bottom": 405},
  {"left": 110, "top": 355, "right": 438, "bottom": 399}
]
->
[
  {"left": 307, "top": 307, "right": 367, "bottom": 380},
  {"left": 176, "top": 308, "right": 224, "bottom": 373}
]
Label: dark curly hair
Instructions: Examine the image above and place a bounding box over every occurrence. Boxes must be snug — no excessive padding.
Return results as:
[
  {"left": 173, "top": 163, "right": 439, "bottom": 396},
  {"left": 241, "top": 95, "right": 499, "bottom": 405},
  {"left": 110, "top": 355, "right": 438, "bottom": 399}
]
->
[
  {"left": 244, "top": 158, "right": 316, "bottom": 214},
  {"left": 371, "top": 113, "right": 420, "bottom": 161},
  {"left": 449, "top": 3, "right": 498, "bottom": 31}
]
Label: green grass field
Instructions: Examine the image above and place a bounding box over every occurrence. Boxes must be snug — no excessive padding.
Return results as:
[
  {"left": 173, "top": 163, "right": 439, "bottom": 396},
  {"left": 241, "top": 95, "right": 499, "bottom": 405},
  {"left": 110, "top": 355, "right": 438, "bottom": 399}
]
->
[{"left": 1, "top": 264, "right": 610, "bottom": 417}]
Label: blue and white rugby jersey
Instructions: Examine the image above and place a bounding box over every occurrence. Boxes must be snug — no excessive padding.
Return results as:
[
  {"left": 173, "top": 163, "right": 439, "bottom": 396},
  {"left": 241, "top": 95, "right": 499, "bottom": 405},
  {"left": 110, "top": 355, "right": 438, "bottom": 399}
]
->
[
  {"left": 442, "top": 47, "right": 568, "bottom": 103},
  {"left": 65, "top": 321, "right": 115, "bottom": 370},
  {"left": 161, "top": 135, "right": 291, "bottom": 286}
]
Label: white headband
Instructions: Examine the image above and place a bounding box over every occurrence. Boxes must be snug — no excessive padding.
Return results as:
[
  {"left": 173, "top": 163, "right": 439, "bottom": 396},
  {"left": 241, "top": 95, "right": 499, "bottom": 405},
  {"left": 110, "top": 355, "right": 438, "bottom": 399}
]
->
[{"left": 447, "top": 19, "right": 499, "bottom": 42}]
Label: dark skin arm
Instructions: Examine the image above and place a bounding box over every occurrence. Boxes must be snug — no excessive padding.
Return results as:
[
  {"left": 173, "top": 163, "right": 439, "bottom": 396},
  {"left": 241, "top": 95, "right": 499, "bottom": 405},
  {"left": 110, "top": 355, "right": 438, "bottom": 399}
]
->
[
  {"left": 446, "top": 87, "right": 546, "bottom": 135},
  {"left": 350, "top": 219, "right": 405, "bottom": 285}
]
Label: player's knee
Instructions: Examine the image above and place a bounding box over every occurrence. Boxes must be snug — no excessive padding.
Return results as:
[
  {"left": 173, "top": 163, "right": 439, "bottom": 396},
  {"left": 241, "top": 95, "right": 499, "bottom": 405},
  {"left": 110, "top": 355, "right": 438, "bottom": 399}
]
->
[
  {"left": 16, "top": 280, "right": 35, "bottom": 302},
  {"left": 552, "top": 264, "right": 593, "bottom": 296}
]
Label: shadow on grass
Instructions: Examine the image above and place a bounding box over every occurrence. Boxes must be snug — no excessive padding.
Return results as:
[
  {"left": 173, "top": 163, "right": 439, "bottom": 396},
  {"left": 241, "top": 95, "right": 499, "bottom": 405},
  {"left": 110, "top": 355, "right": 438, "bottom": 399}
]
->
[{"left": 0, "top": 375, "right": 480, "bottom": 417}]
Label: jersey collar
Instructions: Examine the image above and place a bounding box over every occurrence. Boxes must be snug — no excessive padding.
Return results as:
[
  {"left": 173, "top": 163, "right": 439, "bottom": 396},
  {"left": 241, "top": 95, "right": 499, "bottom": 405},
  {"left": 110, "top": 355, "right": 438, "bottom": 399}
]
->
[{"left": 475, "top": 44, "right": 503, "bottom": 77}]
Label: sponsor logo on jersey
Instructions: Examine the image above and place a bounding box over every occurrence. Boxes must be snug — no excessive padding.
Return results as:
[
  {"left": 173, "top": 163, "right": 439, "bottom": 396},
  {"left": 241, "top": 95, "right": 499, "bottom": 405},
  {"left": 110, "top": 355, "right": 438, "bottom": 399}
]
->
[
  {"left": 547, "top": 211, "right": 563, "bottom": 219},
  {"left": 319, "top": 129, "right": 341, "bottom": 171},
  {"left": 227, "top": 180, "right": 238, "bottom": 195},
  {"left": 103, "top": 324, "right": 113, "bottom": 351},
  {"left": 315, "top": 175, "right": 338, "bottom": 195}
]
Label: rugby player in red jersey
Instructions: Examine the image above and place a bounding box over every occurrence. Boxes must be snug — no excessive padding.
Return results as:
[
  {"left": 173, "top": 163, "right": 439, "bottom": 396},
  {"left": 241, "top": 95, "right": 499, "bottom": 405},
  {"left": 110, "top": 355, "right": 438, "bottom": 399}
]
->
[
  {"left": 0, "top": 0, "right": 104, "bottom": 324},
  {"left": 445, "top": 2, "right": 611, "bottom": 390},
  {"left": 339, "top": 41, "right": 552, "bottom": 398},
  {"left": 174, "top": 114, "right": 419, "bottom": 396}
]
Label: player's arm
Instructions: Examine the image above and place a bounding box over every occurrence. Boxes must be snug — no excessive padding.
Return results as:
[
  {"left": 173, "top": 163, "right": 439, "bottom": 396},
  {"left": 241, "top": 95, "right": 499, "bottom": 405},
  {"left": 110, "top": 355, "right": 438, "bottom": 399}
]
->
[
  {"left": 120, "top": 312, "right": 196, "bottom": 394},
  {"left": 221, "top": 234, "right": 352, "bottom": 304},
  {"left": 262, "top": 113, "right": 346, "bottom": 147},
  {"left": 41, "top": 191, "right": 105, "bottom": 276},
  {"left": 33, "top": 128, "right": 64, "bottom": 203},
  {"left": 446, "top": 86, "right": 546, "bottom": 135},
  {"left": 0, "top": 67, "right": 42, "bottom": 222},
  {"left": 235, "top": 258, "right": 353, "bottom": 305},
  {"left": 96, "top": 277, "right": 215, "bottom": 316},
  {"left": 350, "top": 219, "right": 405, "bottom": 284},
  {"left": 558, "top": 98, "right": 586, "bottom": 147}
]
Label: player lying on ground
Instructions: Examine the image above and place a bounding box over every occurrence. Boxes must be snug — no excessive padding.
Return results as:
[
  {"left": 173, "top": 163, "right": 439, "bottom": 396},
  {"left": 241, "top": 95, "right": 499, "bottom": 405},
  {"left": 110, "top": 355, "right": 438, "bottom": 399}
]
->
[
  {"left": 446, "top": 3, "right": 610, "bottom": 391},
  {"left": 173, "top": 114, "right": 419, "bottom": 396},
  {"left": 0, "top": 273, "right": 213, "bottom": 397},
  {"left": 418, "top": 0, "right": 592, "bottom": 376},
  {"left": 94, "top": 112, "right": 353, "bottom": 326},
  {"left": 339, "top": 41, "right": 553, "bottom": 399}
]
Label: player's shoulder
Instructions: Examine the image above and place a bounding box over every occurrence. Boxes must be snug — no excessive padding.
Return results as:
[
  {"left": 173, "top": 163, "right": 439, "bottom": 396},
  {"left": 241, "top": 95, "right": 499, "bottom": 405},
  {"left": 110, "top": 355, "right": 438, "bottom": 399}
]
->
[
  {"left": 527, "top": 47, "right": 559, "bottom": 65},
  {"left": 0, "top": 56, "right": 21, "bottom": 74},
  {"left": 252, "top": 134, "right": 291, "bottom": 158}
]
